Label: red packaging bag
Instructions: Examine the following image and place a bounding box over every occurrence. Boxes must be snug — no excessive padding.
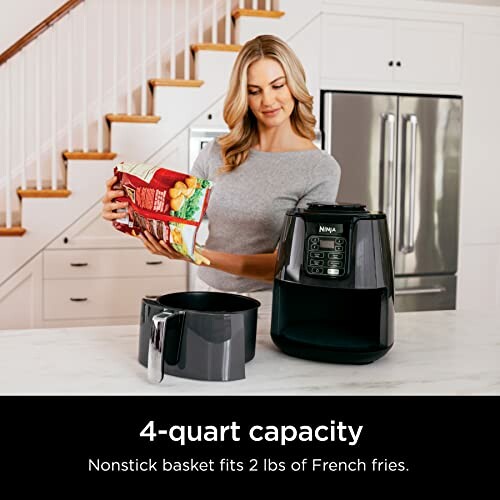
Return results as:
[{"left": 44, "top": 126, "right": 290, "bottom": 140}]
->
[{"left": 112, "top": 161, "right": 212, "bottom": 265}]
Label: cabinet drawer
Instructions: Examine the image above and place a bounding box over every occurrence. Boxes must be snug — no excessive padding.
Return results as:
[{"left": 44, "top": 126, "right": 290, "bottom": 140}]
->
[
  {"left": 43, "top": 248, "right": 187, "bottom": 279},
  {"left": 43, "top": 276, "right": 186, "bottom": 320}
]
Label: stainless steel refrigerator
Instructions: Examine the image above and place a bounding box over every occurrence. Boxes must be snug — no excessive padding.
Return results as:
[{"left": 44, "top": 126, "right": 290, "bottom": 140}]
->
[{"left": 321, "top": 91, "right": 463, "bottom": 312}]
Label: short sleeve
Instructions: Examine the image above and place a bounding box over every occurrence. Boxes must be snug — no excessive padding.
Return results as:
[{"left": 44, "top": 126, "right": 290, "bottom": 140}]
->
[
  {"left": 297, "top": 153, "right": 341, "bottom": 209},
  {"left": 190, "top": 139, "right": 219, "bottom": 180}
]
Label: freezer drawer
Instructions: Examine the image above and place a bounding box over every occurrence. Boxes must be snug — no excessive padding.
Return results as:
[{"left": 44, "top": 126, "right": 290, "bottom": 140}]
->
[{"left": 395, "top": 275, "right": 456, "bottom": 312}]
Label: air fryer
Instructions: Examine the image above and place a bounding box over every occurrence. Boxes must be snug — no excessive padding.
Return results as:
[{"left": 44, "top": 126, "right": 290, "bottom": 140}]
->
[{"left": 271, "top": 203, "right": 394, "bottom": 364}]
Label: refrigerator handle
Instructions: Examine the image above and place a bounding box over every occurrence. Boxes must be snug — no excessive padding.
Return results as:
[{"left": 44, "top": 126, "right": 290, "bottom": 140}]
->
[
  {"left": 401, "top": 114, "right": 418, "bottom": 253},
  {"left": 395, "top": 286, "right": 445, "bottom": 296},
  {"left": 382, "top": 113, "right": 396, "bottom": 230},
  {"left": 323, "top": 92, "right": 333, "bottom": 154}
]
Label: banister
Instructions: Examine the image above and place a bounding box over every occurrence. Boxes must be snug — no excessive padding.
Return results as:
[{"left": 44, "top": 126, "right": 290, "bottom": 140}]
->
[{"left": 0, "top": 0, "right": 84, "bottom": 66}]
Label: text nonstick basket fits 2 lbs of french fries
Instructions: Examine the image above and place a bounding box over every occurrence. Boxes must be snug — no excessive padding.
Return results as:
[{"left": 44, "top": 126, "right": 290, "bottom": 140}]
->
[{"left": 112, "top": 162, "right": 212, "bottom": 265}]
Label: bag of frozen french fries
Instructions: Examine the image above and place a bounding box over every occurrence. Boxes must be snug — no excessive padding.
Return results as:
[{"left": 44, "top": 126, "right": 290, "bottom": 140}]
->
[{"left": 112, "top": 161, "right": 212, "bottom": 265}]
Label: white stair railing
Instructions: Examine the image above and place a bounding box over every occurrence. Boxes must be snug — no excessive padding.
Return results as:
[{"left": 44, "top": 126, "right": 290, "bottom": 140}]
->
[
  {"left": 0, "top": 0, "right": 279, "bottom": 229},
  {"left": 212, "top": 1, "right": 218, "bottom": 44},
  {"left": 198, "top": 0, "right": 204, "bottom": 44},
  {"left": 82, "top": 2, "right": 89, "bottom": 152},
  {"left": 4, "top": 64, "right": 12, "bottom": 227},
  {"left": 142, "top": 0, "right": 148, "bottom": 115},
  {"left": 35, "top": 39, "right": 41, "bottom": 191},
  {"left": 50, "top": 28, "right": 57, "bottom": 189},
  {"left": 97, "top": 0, "right": 104, "bottom": 151},
  {"left": 185, "top": 0, "right": 190, "bottom": 80},
  {"left": 67, "top": 12, "right": 73, "bottom": 153}
]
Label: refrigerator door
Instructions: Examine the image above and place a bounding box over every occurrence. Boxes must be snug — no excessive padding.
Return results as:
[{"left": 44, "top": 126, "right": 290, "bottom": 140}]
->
[
  {"left": 394, "top": 96, "right": 462, "bottom": 275},
  {"left": 323, "top": 92, "right": 398, "bottom": 239}
]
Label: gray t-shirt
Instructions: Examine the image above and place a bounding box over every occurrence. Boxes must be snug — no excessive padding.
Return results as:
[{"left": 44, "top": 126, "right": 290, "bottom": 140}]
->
[{"left": 190, "top": 139, "right": 341, "bottom": 292}]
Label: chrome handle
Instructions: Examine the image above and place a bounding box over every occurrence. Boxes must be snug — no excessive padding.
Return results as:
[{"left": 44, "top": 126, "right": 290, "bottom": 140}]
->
[
  {"left": 146, "top": 261, "right": 163, "bottom": 266},
  {"left": 323, "top": 92, "right": 334, "bottom": 154},
  {"left": 148, "top": 310, "right": 185, "bottom": 384},
  {"left": 395, "top": 287, "right": 445, "bottom": 296},
  {"left": 70, "top": 262, "right": 88, "bottom": 267},
  {"left": 401, "top": 114, "right": 418, "bottom": 253},
  {"left": 70, "top": 297, "right": 88, "bottom": 302},
  {"left": 386, "top": 114, "right": 396, "bottom": 164},
  {"left": 381, "top": 113, "right": 396, "bottom": 234},
  {"left": 148, "top": 312, "right": 174, "bottom": 384}
]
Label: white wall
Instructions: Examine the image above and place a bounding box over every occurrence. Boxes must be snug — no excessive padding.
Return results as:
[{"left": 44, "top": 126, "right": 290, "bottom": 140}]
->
[
  {"left": 0, "top": 0, "right": 66, "bottom": 54},
  {"left": 422, "top": 0, "right": 500, "bottom": 5}
]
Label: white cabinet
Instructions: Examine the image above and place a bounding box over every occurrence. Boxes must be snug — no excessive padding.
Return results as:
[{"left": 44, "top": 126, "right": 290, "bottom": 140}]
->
[
  {"left": 0, "top": 254, "right": 43, "bottom": 330},
  {"left": 321, "top": 15, "right": 394, "bottom": 82},
  {"left": 393, "top": 20, "right": 463, "bottom": 84},
  {"left": 41, "top": 206, "right": 188, "bottom": 327},
  {"left": 42, "top": 248, "right": 187, "bottom": 322},
  {"left": 321, "top": 14, "right": 463, "bottom": 87},
  {"left": 43, "top": 248, "right": 186, "bottom": 279},
  {"left": 43, "top": 275, "right": 186, "bottom": 321}
]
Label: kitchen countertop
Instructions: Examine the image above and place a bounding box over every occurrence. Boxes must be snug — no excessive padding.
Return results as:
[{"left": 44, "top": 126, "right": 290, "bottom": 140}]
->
[{"left": 1, "top": 310, "right": 499, "bottom": 395}]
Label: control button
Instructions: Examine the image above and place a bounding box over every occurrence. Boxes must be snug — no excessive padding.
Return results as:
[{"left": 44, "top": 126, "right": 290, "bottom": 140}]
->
[
  {"left": 335, "top": 246, "right": 343, "bottom": 251},
  {"left": 310, "top": 252, "right": 324, "bottom": 259},
  {"left": 311, "top": 237, "right": 319, "bottom": 243},
  {"left": 327, "top": 269, "right": 340, "bottom": 276},
  {"left": 328, "top": 252, "right": 339, "bottom": 259},
  {"left": 331, "top": 253, "right": 343, "bottom": 260},
  {"left": 309, "top": 267, "right": 322, "bottom": 274},
  {"left": 335, "top": 238, "right": 345, "bottom": 245},
  {"left": 327, "top": 261, "right": 343, "bottom": 268},
  {"left": 309, "top": 259, "right": 324, "bottom": 266},
  {"left": 310, "top": 244, "right": 319, "bottom": 250}
]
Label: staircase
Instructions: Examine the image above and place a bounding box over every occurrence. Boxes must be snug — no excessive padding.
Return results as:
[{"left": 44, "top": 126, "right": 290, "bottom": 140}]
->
[{"left": 0, "top": 0, "right": 320, "bottom": 290}]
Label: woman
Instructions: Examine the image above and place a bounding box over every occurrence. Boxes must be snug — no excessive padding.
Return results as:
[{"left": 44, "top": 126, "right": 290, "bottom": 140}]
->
[{"left": 101, "top": 35, "right": 341, "bottom": 310}]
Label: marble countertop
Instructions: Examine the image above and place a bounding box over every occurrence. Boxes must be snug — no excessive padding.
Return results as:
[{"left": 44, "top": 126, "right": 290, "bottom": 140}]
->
[{"left": 1, "top": 310, "right": 499, "bottom": 395}]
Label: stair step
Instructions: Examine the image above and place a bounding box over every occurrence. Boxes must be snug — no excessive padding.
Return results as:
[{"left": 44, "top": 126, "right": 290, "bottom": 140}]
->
[
  {"left": 17, "top": 188, "right": 72, "bottom": 199},
  {"left": 63, "top": 151, "right": 117, "bottom": 160},
  {"left": 149, "top": 79, "right": 204, "bottom": 89},
  {"left": 0, "top": 226, "right": 26, "bottom": 237},
  {"left": 191, "top": 43, "right": 242, "bottom": 53},
  {"left": 232, "top": 8, "right": 285, "bottom": 20},
  {"left": 105, "top": 114, "right": 161, "bottom": 124}
]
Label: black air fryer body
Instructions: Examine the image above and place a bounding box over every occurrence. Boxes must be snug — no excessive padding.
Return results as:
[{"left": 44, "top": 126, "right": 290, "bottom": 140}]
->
[{"left": 271, "top": 203, "right": 394, "bottom": 364}]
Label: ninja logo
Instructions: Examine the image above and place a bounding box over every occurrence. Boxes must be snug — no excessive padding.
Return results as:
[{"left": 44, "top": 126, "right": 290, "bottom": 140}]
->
[{"left": 319, "top": 226, "right": 337, "bottom": 234}]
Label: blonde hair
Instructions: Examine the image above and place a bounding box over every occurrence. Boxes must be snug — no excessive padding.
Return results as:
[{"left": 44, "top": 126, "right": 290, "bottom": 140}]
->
[{"left": 218, "top": 34, "right": 316, "bottom": 173}]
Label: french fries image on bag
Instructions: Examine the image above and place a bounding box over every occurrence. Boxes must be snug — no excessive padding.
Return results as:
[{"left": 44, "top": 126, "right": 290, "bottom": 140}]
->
[{"left": 168, "top": 177, "right": 198, "bottom": 211}]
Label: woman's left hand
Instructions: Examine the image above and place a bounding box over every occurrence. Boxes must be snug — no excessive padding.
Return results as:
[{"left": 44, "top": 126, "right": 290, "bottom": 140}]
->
[{"left": 138, "top": 231, "right": 191, "bottom": 262}]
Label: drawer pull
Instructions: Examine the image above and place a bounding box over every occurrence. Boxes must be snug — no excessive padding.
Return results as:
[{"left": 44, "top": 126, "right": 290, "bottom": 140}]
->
[
  {"left": 146, "top": 261, "right": 163, "bottom": 266},
  {"left": 70, "top": 297, "right": 88, "bottom": 302},
  {"left": 70, "top": 263, "right": 89, "bottom": 267}
]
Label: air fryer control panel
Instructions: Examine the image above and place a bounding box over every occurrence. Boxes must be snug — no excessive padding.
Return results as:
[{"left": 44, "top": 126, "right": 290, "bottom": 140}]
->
[{"left": 305, "top": 224, "right": 348, "bottom": 278}]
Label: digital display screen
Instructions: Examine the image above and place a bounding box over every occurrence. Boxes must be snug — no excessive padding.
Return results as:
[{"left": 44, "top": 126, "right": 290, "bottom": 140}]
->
[{"left": 319, "top": 240, "right": 337, "bottom": 249}]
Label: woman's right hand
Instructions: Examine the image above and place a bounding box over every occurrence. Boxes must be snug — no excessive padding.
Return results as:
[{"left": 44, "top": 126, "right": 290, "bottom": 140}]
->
[{"left": 101, "top": 175, "right": 128, "bottom": 221}]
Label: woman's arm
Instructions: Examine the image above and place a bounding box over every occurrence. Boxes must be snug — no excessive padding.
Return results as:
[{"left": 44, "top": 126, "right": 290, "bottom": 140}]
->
[
  {"left": 139, "top": 231, "right": 277, "bottom": 283},
  {"left": 198, "top": 247, "right": 278, "bottom": 283}
]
